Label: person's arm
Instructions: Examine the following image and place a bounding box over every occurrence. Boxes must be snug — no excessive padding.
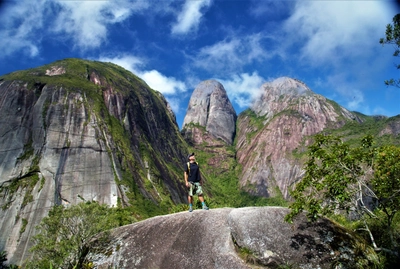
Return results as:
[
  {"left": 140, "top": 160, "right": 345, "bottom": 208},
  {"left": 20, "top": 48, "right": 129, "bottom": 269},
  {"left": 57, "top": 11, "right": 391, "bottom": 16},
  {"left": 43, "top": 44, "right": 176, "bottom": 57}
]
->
[
  {"left": 184, "top": 171, "right": 189, "bottom": 187},
  {"left": 199, "top": 169, "right": 202, "bottom": 185}
]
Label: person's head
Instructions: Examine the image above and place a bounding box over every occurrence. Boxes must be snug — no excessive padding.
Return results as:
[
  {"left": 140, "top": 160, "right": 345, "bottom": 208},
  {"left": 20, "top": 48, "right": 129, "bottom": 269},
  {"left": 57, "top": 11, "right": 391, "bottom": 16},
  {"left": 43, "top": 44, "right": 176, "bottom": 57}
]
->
[{"left": 187, "top": 152, "right": 195, "bottom": 162}]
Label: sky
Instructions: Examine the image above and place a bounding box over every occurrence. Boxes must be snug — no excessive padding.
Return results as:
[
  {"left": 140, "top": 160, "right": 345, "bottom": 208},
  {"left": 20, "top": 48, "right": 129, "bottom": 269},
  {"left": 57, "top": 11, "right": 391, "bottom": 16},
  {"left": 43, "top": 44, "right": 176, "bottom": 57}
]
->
[{"left": 0, "top": 0, "right": 399, "bottom": 129}]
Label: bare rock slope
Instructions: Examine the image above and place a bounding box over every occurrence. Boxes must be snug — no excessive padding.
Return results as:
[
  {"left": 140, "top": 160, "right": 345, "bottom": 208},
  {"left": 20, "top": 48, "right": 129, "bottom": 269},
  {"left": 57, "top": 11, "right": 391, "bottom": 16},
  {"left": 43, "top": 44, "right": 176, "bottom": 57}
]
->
[
  {"left": 236, "top": 77, "right": 358, "bottom": 198},
  {"left": 91, "top": 207, "right": 377, "bottom": 268},
  {"left": 182, "top": 80, "right": 237, "bottom": 145},
  {"left": 0, "top": 59, "right": 188, "bottom": 265}
]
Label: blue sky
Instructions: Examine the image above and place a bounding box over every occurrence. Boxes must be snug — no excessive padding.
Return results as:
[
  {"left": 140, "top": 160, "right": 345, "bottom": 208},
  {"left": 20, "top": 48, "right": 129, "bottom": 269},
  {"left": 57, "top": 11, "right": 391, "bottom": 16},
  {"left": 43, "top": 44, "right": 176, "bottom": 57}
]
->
[{"left": 0, "top": 0, "right": 399, "bottom": 129}]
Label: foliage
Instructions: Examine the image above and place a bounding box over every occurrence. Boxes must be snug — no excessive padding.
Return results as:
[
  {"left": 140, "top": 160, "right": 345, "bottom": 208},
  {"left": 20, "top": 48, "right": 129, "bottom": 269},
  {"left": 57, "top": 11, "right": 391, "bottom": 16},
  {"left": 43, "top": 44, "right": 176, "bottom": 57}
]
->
[
  {"left": 285, "top": 134, "right": 400, "bottom": 265},
  {"left": 191, "top": 146, "right": 287, "bottom": 209},
  {"left": 322, "top": 114, "right": 400, "bottom": 148},
  {"left": 25, "top": 201, "right": 134, "bottom": 269},
  {"left": 0, "top": 251, "right": 20, "bottom": 269},
  {"left": 380, "top": 13, "right": 400, "bottom": 88}
]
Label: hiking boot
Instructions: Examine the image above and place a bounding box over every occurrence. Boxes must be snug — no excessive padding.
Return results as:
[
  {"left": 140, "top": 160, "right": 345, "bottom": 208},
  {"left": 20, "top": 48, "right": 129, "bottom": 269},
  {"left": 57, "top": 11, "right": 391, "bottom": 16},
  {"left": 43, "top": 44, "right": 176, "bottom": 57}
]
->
[
  {"left": 188, "top": 206, "right": 193, "bottom": 212},
  {"left": 202, "top": 205, "right": 209, "bottom": 210}
]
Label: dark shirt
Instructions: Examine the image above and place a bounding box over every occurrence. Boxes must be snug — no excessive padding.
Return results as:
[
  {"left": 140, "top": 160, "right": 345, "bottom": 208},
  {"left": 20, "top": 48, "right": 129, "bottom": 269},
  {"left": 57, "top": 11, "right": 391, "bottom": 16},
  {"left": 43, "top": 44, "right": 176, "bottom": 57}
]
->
[{"left": 184, "top": 162, "right": 201, "bottom": 183}]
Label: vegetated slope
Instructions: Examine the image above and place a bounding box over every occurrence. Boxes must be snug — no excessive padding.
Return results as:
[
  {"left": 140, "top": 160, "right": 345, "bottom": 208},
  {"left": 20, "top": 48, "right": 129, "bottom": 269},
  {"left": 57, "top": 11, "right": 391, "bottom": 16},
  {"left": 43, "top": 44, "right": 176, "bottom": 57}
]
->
[{"left": 0, "top": 58, "right": 188, "bottom": 264}]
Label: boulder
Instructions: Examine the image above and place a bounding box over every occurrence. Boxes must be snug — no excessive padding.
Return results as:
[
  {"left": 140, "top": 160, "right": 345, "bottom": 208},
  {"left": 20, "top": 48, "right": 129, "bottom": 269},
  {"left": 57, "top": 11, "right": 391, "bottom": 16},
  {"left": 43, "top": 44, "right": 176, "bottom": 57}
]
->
[{"left": 90, "top": 207, "right": 377, "bottom": 268}]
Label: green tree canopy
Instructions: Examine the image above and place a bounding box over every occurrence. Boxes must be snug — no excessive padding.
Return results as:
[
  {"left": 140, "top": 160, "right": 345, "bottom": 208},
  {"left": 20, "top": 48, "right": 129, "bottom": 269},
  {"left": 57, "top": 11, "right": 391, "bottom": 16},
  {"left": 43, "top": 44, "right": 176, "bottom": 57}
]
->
[
  {"left": 285, "top": 134, "right": 400, "bottom": 263},
  {"left": 380, "top": 13, "right": 400, "bottom": 87},
  {"left": 26, "top": 201, "right": 135, "bottom": 269}
]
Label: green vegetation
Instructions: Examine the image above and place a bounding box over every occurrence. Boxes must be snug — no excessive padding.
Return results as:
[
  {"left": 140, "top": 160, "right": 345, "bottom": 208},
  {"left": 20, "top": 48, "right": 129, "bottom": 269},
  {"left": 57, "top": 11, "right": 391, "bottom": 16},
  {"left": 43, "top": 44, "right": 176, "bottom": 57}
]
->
[
  {"left": 0, "top": 251, "right": 18, "bottom": 269},
  {"left": 285, "top": 134, "right": 400, "bottom": 268},
  {"left": 186, "top": 131, "right": 287, "bottom": 209},
  {"left": 26, "top": 201, "right": 134, "bottom": 269},
  {"left": 380, "top": 13, "right": 400, "bottom": 88},
  {"left": 322, "top": 113, "right": 400, "bottom": 147}
]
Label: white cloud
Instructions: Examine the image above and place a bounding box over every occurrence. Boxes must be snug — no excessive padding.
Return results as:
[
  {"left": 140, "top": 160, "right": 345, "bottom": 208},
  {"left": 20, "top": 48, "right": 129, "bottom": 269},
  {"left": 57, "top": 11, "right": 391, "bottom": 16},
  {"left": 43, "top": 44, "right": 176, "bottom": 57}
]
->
[
  {"left": 171, "top": 0, "right": 212, "bottom": 35},
  {"left": 279, "top": 1, "right": 396, "bottom": 115},
  {"left": 139, "top": 70, "right": 187, "bottom": 95},
  {"left": 98, "top": 55, "right": 144, "bottom": 72},
  {"left": 193, "top": 34, "right": 270, "bottom": 74},
  {"left": 284, "top": 1, "right": 394, "bottom": 66},
  {"left": 98, "top": 55, "right": 187, "bottom": 95},
  {"left": 52, "top": 0, "right": 134, "bottom": 50},
  {"left": 0, "top": 0, "right": 152, "bottom": 56},
  {"left": 98, "top": 54, "right": 188, "bottom": 116},
  {"left": 0, "top": 0, "right": 46, "bottom": 58},
  {"left": 218, "top": 72, "right": 265, "bottom": 109}
]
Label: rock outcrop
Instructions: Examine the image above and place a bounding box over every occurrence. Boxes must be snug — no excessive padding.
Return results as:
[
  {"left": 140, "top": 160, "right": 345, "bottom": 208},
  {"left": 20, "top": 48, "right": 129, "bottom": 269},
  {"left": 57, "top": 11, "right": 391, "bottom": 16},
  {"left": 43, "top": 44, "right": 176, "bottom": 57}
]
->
[
  {"left": 0, "top": 59, "right": 188, "bottom": 265},
  {"left": 235, "top": 77, "right": 358, "bottom": 198},
  {"left": 182, "top": 80, "right": 237, "bottom": 145},
  {"left": 90, "top": 207, "right": 378, "bottom": 268}
]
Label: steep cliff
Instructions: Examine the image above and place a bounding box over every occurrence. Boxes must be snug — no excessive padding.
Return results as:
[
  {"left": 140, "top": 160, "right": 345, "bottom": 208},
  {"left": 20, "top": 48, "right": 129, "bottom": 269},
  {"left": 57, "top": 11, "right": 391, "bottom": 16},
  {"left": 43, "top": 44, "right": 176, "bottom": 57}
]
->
[
  {"left": 182, "top": 80, "right": 237, "bottom": 145},
  {"left": 0, "top": 59, "right": 188, "bottom": 264},
  {"left": 235, "top": 77, "right": 359, "bottom": 198}
]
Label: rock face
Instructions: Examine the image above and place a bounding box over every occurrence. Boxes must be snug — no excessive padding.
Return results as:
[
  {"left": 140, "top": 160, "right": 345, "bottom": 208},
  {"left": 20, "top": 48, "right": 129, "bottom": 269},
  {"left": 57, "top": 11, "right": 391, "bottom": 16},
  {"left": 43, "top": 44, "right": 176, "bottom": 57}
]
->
[
  {"left": 182, "top": 80, "right": 237, "bottom": 145},
  {"left": 0, "top": 59, "right": 188, "bottom": 265},
  {"left": 379, "top": 115, "right": 400, "bottom": 136},
  {"left": 235, "top": 77, "right": 358, "bottom": 198},
  {"left": 90, "top": 207, "right": 378, "bottom": 268}
]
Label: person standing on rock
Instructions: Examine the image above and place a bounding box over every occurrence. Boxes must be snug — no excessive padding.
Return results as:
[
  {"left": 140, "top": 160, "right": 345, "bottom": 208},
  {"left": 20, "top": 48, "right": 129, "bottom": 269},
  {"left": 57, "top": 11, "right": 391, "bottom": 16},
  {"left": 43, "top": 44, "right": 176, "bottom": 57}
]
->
[{"left": 184, "top": 152, "right": 209, "bottom": 212}]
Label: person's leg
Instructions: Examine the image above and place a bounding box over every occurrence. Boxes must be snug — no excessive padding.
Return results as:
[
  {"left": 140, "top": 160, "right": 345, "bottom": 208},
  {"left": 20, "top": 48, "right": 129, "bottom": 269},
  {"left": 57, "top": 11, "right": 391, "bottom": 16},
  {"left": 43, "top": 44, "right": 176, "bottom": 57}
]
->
[
  {"left": 198, "top": 195, "right": 208, "bottom": 210},
  {"left": 188, "top": 195, "right": 193, "bottom": 212}
]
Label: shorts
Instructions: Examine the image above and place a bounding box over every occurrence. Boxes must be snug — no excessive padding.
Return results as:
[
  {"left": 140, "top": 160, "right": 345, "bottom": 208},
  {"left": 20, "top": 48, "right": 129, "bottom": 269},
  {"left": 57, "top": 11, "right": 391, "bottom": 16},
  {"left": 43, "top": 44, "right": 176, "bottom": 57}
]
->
[{"left": 188, "top": 182, "right": 203, "bottom": 196}]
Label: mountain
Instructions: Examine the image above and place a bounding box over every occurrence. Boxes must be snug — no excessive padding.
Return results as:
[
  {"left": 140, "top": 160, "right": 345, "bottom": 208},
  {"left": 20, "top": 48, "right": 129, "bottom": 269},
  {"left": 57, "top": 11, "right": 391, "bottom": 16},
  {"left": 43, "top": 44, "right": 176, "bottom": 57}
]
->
[
  {"left": 0, "top": 59, "right": 399, "bottom": 266},
  {"left": 236, "top": 77, "right": 360, "bottom": 198},
  {"left": 185, "top": 77, "right": 399, "bottom": 200},
  {"left": 182, "top": 80, "right": 237, "bottom": 145},
  {"left": 0, "top": 59, "right": 189, "bottom": 264}
]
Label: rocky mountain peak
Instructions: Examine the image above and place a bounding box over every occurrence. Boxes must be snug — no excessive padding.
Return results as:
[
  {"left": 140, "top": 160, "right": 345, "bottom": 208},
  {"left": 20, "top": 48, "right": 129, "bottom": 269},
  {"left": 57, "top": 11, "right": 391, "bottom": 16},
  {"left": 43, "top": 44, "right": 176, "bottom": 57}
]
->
[
  {"left": 251, "top": 77, "right": 314, "bottom": 119},
  {"left": 270, "top": 76, "right": 311, "bottom": 96},
  {"left": 182, "top": 79, "right": 237, "bottom": 145},
  {"left": 237, "top": 77, "right": 358, "bottom": 198}
]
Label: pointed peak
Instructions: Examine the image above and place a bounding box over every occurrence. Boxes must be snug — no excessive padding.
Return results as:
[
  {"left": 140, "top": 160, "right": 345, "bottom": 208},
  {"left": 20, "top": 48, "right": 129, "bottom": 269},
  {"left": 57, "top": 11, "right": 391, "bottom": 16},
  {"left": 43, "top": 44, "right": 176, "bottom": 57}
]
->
[{"left": 268, "top": 77, "right": 311, "bottom": 96}]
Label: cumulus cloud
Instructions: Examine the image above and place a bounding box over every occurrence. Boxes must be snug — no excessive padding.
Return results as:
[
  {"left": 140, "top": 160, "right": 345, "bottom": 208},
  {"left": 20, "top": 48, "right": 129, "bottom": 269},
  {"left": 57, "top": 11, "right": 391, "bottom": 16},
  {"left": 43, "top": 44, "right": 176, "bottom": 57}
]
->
[
  {"left": 218, "top": 72, "right": 265, "bottom": 109},
  {"left": 98, "top": 55, "right": 187, "bottom": 95},
  {"left": 171, "top": 0, "right": 212, "bottom": 35},
  {"left": 280, "top": 1, "right": 395, "bottom": 114},
  {"left": 53, "top": 0, "right": 134, "bottom": 50},
  {"left": 98, "top": 55, "right": 144, "bottom": 72},
  {"left": 284, "top": 1, "right": 393, "bottom": 66},
  {"left": 0, "top": 0, "right": 153, "bottom": 56},
  {"left": 98, "top": 54, "right": 188, "bottom": 116},
  {"left": 139, "top": 70, "right": 187, "bottom": 95},
  {"left": 193, "top": 33, "right": 270, "bottom": 74},
  {"left": 0, "top": 0, "right": 46, "bottom": 58}
]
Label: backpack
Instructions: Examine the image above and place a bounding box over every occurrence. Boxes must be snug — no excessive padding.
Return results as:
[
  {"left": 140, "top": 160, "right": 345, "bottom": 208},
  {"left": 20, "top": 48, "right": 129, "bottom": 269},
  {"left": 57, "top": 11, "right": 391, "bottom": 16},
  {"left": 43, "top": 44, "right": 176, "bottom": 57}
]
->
[{"left": 187, "top": 161, "right": 198, "bottom": 176}]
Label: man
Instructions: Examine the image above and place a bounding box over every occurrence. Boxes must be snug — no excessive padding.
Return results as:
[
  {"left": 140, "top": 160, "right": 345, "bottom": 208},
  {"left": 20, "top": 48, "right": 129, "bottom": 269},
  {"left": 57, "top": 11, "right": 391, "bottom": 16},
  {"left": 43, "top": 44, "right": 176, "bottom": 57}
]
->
[{"left": 184, "top": 152, "right": 209, "bottom": 212}]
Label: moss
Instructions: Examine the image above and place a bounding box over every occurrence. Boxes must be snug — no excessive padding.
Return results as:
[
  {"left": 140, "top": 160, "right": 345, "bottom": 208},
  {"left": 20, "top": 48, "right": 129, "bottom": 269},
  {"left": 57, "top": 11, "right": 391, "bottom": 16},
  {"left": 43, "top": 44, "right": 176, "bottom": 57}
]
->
[
  {"left": 16, "top": 139, "right": 34, "bottom": 163},
  {"left": 19, "top": 218, "right": 28, "bottom": 238}
]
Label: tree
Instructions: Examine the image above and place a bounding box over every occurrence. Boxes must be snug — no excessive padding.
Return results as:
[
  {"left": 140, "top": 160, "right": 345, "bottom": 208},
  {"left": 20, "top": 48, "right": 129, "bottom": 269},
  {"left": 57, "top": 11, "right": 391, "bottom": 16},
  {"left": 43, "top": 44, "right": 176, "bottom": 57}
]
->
[
  {"left": 26, "top": 201, "right": 131, "bottom": 269},
  {"left": 285, "top": 134, "right": 400, "bottom": 262},
  {"left": 380, "top": 13, "right": 400, "bottom": 88}
]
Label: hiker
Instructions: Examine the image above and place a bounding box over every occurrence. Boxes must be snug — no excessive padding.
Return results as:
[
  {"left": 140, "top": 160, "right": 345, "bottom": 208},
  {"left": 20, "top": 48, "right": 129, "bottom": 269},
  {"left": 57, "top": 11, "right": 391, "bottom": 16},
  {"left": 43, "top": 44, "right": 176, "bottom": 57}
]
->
[{"left": 184, "top": 152, "right": 209, "bottom": 212}]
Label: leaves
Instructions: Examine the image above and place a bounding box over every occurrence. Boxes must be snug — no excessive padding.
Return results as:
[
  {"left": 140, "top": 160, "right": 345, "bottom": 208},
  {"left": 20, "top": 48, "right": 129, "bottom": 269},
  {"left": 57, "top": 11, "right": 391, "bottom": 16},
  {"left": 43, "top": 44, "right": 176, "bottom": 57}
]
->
[
  {"left": 286, "top": 134, "right": 400, "bottom": 262},
  {"left": 26, "top": 201, "right": 127, "bottom": 269},
  {"left": 380, "top": 13, "right": 400, "bottom": 88}
]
